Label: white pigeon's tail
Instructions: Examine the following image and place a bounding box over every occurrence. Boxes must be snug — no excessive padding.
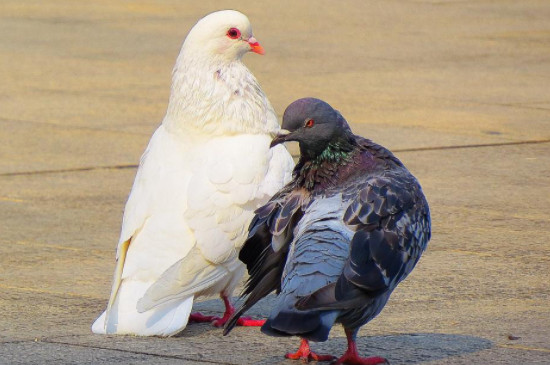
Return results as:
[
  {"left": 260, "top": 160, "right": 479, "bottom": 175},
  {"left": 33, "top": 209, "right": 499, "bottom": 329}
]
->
[{"left": 91, "top": 280, "right": 194, "bottom": 337}]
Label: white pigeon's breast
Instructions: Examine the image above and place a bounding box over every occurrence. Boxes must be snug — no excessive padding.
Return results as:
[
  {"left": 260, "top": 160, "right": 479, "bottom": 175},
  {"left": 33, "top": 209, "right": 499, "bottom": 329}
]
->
[{"left": 185, "top": 133, "right": 293, "bottom": 264}]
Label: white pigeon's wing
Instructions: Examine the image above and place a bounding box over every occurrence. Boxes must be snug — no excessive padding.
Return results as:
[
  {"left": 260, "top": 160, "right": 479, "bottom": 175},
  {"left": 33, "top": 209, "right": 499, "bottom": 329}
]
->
[
  {"left": 117, "top": 127, "right": 167, "bottom": 255},
  {"left": 186, "top": 134, "right": 293, "bottom": 264},
  {"left": 105, "top": 125, "right": 193, "bottom": 322},
  {"left": 136, "top": 246, "right": 227, "bottom": 312},
  {"left": 137, "top": 134, "right": 293, "bottom": 309}
]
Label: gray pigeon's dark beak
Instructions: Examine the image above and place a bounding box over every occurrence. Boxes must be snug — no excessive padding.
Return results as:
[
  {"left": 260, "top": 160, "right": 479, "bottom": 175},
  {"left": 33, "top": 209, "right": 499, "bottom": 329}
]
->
[{"left": 270, "top": 129, "right": 291, "bottom": 148}]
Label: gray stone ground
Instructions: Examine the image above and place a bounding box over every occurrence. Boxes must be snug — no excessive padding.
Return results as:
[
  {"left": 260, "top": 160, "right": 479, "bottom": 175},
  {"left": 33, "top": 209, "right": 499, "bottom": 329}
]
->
[{"left": 1, "top": 1, "right": 549, "bottom": 364}]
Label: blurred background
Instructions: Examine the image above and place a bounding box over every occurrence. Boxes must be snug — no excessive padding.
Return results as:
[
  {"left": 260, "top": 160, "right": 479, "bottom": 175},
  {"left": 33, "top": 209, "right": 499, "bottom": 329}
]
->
[{"left": 1, "top": 1, "right": 549, "bottom": 364}]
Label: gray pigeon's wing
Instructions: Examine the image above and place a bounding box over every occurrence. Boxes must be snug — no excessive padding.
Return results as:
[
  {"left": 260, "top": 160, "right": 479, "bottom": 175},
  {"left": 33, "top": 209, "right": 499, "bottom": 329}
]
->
[
  {"left": 296, "top": 172, "right": 430, "bottom": 311},
  {"left": 223, "top": 186, "right": 307, "bottom": 335}
]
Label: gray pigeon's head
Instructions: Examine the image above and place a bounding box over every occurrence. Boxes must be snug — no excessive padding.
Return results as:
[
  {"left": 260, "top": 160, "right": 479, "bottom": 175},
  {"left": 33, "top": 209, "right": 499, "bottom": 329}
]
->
[{"left": 271, "top": 98, "right": 353, "bottom": 159}]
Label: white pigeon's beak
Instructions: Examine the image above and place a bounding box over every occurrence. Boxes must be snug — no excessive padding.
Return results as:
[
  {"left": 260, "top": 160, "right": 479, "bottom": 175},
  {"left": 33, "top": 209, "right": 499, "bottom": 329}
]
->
[
  {"left": 247, "top": 37, "right": 265, "bottom": 55},
  {"left": 270, "top": 129, "right": 291, "bottom": 148}
]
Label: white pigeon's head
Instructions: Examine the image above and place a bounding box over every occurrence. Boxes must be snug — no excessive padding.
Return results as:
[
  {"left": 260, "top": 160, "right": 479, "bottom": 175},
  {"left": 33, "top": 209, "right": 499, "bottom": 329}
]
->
[{"left": 182, "top": 10, "right": 264, "bottom": 62}]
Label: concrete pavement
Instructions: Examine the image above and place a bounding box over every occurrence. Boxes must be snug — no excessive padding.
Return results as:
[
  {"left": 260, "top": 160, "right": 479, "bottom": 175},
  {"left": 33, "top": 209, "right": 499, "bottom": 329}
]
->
[{"left": 1, "top": 1, "right": 549, "bottom": 364}]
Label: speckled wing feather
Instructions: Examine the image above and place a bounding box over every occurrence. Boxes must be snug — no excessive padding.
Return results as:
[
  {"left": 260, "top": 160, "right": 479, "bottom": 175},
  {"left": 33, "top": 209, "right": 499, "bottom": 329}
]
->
[
  {"left": 223, "top": 185, "right": 307, "bottom": 334},
  {"left": 296, "top": 170, "right": 430, "bottom": 311}
]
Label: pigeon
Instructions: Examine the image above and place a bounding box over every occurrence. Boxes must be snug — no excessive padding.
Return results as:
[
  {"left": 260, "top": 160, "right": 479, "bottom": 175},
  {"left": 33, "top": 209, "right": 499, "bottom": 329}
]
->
[
  {"left": 224, "top": 98, "right": 431, "bottom": 364},
  {"left": 91, "top": 10, "right": 294, "bottom": 336}
]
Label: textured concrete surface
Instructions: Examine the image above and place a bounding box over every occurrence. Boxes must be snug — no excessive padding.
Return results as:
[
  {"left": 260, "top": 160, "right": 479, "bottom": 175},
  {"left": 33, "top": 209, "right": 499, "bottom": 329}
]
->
[{"left": 1, "top": 1, "right": 549, "bottom": 364}]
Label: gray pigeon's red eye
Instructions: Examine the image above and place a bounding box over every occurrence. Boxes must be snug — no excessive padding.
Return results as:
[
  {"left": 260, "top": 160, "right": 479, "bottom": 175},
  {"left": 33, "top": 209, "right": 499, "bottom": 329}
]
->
[
  {"left": 305, "top": 119, "right": 315, "bottom": 128},
  {"left": 227, "top": 28, "right": 241, "bottom": 39}
]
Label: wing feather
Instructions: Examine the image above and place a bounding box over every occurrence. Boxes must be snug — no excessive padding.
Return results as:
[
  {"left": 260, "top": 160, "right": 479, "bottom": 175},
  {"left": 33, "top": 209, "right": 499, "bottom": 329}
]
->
[
  {"left": 223, "top": 184, "right": 306, "bottom": 335},
  {"left": 297, "top": 171, "right": 430, "bottom": 311},
  {"left": 137, "top": 246, "right": 229, "bottom": 312}
]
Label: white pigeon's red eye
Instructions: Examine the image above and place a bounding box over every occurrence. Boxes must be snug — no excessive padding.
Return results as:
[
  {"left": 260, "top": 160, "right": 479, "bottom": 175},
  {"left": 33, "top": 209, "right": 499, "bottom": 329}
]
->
[
  {"left": 227, "top": 28, "right": 241, "bottom": 39},
  {"left": 305, "top": 119, "right": 315, "bottom": 128}
]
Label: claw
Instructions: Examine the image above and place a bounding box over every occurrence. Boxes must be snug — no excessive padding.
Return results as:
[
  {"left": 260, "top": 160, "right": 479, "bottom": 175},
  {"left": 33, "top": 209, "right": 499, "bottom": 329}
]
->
[
  {"left": 235, "top": 316, "right": 266, "bottom": 327},
  {"left": 285, "top": 339, "right": 334, "bottom": 363},
  {"left": 333, "top": 329, "right": 389, "bottom": 365},
  {"left": 190, "top": 295, "right": 265, "bottom": 328}
]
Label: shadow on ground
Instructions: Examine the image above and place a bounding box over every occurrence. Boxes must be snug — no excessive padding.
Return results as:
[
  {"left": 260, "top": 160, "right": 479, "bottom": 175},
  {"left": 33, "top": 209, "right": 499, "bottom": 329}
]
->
[
  {"left": 66, "top": 296, "right": 493, "bottom": 364},
  {"left": 74, "top": 296, "right": 493, "bottom": 364},
  {"left": 32, "top": 332, "right": 492, "bottom": 365},
  {"left": 190, "top": 298, "right": 493, "bottom": 364},
  {"left": 244, "top": 333, "right": 493, "bottom": 365}
]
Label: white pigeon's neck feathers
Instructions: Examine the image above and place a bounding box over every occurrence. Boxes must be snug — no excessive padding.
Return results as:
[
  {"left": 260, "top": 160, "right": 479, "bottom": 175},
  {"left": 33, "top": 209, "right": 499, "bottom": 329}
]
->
[{"left": 162, "top": 10, "right": 279, "bottom": 137}]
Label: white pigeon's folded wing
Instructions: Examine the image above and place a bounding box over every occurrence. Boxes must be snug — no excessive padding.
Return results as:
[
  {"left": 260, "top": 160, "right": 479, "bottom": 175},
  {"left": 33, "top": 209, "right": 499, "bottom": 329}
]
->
[
  {"left": 104, "top": 126, "right": 193, "bottom": 318},
  {"left": 136, "top": 134, "right": 293, "bottom": 310},
  {"left": 137, "top": 247, "right": 231, "bottom": 312}
]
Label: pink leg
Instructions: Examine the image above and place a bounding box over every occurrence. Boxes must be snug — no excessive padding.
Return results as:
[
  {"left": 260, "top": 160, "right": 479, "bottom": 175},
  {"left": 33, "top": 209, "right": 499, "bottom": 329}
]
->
[
  {"left": 333, "top": 329, "right": 389, "bottom": 365},
  {"left": 189, "top": 294, "right": 266, "bottom": 327},
  {"left": 285, "top": 338, "right": 334, "bottom": 362}
]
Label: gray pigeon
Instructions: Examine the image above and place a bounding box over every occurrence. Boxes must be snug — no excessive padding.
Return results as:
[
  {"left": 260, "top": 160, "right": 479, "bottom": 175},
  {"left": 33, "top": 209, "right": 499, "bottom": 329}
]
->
[{"left": 224, "top": 98, "right": 431, "bottom": 364}]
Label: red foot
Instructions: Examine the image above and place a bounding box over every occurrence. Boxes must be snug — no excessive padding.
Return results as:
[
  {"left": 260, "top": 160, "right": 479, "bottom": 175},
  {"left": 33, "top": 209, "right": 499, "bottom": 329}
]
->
[
  {"left": 189, "top": 295, "right": 266, "bottom": 328},
  {"left": 334, "top": 329, "right": 389, "bottom": 365},
  {"left": 285, "top": 339, "right": 334, "bottom": 363},
  {"left": 235, "top": 317, "right": 266, "bottom": 327}
]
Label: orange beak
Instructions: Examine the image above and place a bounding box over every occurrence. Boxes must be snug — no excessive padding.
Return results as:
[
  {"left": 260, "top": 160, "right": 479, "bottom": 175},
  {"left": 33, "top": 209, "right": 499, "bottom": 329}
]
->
[{"left": 248, "top": 37, "right": 265, "bottom": 55}]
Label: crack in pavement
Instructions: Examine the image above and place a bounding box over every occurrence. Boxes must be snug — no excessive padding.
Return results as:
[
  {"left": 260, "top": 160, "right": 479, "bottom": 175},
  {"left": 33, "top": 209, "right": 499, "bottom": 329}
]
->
[
  {"left": 0, "top": 117, "right": 152, "bottom": 136},
  {"left": 39, "top": 338, "right": 239, "bottom": 365},
  {"left": 392, "top": 138, "right": 550, "bottom": 153},
  {"left": 498, "top": 343, "right": 550, "bottom": 354},
  {"left": 0, "top": 164, "right": 138, "bottom": 177},
  {"left": 1, "top": 139, "right": 549, "bottom": 177}
]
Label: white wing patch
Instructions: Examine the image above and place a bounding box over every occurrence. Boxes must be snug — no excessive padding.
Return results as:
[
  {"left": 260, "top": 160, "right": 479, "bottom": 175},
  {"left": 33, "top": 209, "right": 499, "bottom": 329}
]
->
[
  {"left": 185, "top": 134, "right": 288, "bottom": 264},
  {"left": 116, "top": 126, "right": 174, "bottom": 256},
  {"left": 137, "top": 246, "right": 228, "bottom": 312}
]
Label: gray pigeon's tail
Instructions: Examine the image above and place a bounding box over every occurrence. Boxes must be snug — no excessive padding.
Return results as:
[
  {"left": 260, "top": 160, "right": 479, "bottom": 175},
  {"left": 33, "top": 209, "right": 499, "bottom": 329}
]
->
[{"left": 262, "top": 307, "right": 339, "bottom": 342}]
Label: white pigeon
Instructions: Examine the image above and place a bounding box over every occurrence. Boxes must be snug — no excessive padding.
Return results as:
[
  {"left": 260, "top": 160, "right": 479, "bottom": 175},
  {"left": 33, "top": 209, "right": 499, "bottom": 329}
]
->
[{"left": 91, "top": 10, "right": 294, "bottom": 337}]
